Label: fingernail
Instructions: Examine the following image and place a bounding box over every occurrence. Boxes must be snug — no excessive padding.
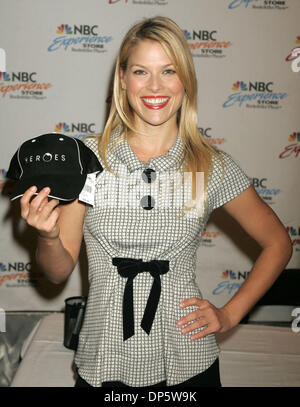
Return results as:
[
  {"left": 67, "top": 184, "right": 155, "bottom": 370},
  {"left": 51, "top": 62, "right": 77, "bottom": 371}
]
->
[
  {"left": 31, "top": 186, "right": 37, "bottom": 191},
  {"left": 179, "top": 303, "right": 184, "bottom": 308},
  {"left": 44, "top": 187, "right": 50, "bottom": 193}
]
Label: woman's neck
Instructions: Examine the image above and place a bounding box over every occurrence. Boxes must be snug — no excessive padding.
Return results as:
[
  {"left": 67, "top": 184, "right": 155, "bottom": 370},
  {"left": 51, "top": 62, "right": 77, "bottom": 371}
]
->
[{"left": 126, "top": 125, "right": 178, "bottom": 156}]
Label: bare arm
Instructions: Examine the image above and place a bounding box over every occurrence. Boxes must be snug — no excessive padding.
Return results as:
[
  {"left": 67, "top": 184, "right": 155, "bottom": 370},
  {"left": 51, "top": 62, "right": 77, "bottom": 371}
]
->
[
  {"left": 176, "top": 185, "right": 293, "bottom": 340},
  {"left": 20, "top": 186, "right": 86, "bottom": 284},
  {"left": 220, "top": 184, "right": 293, "bottom": 327}
]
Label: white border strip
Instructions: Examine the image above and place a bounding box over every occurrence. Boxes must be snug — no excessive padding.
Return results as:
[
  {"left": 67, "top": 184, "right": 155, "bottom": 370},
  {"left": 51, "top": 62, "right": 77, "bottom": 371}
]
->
[
  {"left": 10, "top": 193, "right": 76, "bottom": 202},
  {"left": 73, "top": 137, "right": 83, "bottom": 174}
]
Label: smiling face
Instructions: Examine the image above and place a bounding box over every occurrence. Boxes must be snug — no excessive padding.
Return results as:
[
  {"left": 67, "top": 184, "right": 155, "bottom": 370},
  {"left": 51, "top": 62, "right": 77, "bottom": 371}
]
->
[{"left": 120, "top": 39, "right": 185, "bottom": 133}]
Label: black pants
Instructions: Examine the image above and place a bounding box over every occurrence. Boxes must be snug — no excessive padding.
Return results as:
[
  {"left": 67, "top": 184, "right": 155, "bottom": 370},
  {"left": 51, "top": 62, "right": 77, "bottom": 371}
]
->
[{"left": 74, "top": 357, "right": 222, "bottom": 387}]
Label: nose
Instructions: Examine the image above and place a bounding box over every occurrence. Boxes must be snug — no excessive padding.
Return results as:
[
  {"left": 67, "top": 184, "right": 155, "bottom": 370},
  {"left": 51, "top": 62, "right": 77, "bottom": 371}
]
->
[{"left": 146, "top": 73, "right": 162, "bottom": 93}]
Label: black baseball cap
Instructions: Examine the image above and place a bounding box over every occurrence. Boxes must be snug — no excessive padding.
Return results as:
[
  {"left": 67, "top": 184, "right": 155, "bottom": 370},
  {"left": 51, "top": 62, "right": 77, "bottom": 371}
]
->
[{"left": 6, "top": 133, "right": 103, "bottom": 201}]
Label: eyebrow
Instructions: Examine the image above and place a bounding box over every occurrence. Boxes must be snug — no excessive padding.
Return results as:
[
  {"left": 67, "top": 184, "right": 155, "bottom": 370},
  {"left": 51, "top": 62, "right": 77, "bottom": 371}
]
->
[{"left": 128, "top": 63, "right": 174, "bottom": 69}]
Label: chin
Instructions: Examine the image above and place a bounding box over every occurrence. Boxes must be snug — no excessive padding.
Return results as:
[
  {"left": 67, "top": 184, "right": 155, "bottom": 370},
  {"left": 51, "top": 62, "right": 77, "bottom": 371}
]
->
[
  {"left": 145, "top": 120, "right": 169, "bottom": 127},
  {"left": 143, "top": 114, "right": 176, "bottom": 127}
]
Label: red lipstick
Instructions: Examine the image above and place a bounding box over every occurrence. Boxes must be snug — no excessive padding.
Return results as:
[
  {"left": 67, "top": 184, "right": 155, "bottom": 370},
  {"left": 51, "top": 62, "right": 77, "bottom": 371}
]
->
[{"left": 141, "top": 96, "right": 170, "bottom": 110}]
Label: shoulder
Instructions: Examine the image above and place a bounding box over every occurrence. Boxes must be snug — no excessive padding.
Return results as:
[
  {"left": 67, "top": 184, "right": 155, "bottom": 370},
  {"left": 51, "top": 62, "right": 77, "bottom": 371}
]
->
[
  {"left": 82, "top": 127, "right": 123, "bottom": 154},
  {"left": 207, "top": 147, "right": 252, "bottom": 211},
  {"left": 210, "top": 148, "right": 234, "bottom": 170},
  {"left": 82, "top": 134, "right": 100, "bottom": 156},
  {"left": 210, "top": 148, "right": 247, "bottom": 182}
]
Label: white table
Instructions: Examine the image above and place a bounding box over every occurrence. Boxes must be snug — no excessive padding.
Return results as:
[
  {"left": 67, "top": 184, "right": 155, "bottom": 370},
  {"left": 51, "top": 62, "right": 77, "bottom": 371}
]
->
[{"left": 11, "top": 313, "right": 300, "bottom": 387}]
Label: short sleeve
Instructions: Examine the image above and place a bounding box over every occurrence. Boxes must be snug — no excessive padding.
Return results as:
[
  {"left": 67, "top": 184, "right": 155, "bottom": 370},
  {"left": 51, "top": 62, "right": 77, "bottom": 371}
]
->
[{"left": 208, "top": 150, "right": 252, "bottom": 212}]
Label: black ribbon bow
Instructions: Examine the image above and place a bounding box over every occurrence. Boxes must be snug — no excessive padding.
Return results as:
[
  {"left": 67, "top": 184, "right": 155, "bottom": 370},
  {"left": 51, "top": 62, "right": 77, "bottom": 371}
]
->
[{"left": 112, "top": 257, "right": 169, "bottom": 341}]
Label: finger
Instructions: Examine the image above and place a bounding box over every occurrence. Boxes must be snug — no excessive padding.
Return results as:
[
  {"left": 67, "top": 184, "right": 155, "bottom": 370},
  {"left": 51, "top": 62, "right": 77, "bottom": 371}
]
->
[
  {"left": 181, "top": 298, "right": 212, "bottom": 311},
  {"left": 190, "top": 316, "right": 222, "bottom": 340},
  {"left": 39, "top": 208, "right": 60, "bottom": 237},
  {"left": 47, "top": 206, "right": 61, "bottom": 229},
  {"left": 28, "top": 187, "right": 51, "bottom": 215},
  {"left": 179, "top": 318, "right": 206, "bottom": 335},
  {"left": 197, "top": 299, "right": 211, "bottom": 310},
  {"left": 190, "top": 326, "right": 216, "bottom": 341},
  {"left": 20, "top": 186, "right": 37, "bottom": 219},
  {"left": 177, "top": 309, "right": 200, "bottom": 326},
  {"left": 35, "top": 201, "right": 60, "bottom": 235},
  {"left": 38, "top": 199, "right": 60, "bottom": 221},
  {"left": 179, "top": 297, "right": 204, "bottom": 308},
  {"left": 39, "top": 207, "right": 61, "bottom": 235},
  {"left": 178, "top": 307, "right": 218, "bottom": 329},
  {"left": 37, "top": 196, "right": 49, "bottom": 213},
  {"left": 36, "top": 207, "right": 60, "bottom": 237}
]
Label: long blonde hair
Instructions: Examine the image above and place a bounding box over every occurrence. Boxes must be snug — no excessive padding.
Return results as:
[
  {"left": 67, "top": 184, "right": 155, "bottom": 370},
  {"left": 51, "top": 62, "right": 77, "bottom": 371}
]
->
[{"left": 91, "top": 16, "right": 224, "bottom": 221}]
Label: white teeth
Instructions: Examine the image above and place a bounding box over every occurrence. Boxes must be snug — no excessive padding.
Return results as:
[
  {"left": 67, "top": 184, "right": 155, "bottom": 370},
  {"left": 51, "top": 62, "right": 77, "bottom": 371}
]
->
[{"left": 142, "top": 97, "right": 169, "bottom": 105}]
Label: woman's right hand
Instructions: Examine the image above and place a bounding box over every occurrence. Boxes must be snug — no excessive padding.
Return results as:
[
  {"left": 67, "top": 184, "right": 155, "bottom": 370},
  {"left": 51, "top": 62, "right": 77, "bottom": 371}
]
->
[{"left": 20, "top": 186, "right": 61, "bottom": 239}]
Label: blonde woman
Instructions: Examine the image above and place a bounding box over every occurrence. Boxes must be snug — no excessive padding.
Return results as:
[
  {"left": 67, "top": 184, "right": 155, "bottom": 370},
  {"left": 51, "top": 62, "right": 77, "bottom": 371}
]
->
[{"left": 20, "top": 17, "right": 292, "bottom": 387}]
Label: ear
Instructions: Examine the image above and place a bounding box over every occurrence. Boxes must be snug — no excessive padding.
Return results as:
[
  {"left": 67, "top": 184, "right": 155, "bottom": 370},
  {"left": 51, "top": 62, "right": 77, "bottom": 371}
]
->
[{"left": 119, "top": 68, "right": 126, "bottom": 90}]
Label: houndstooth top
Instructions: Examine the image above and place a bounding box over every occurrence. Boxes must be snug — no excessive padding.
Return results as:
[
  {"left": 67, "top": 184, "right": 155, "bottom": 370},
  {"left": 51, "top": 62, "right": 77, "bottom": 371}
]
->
[{"left": 74, "top": 125, "right": 252, "bottom": 387}]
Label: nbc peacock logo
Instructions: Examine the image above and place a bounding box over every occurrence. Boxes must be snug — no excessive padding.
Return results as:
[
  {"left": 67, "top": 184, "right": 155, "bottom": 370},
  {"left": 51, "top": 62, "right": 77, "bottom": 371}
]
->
[
  {"left": 232, "top": 81, "right": 247, "bottom": 91},
  {"left": 183, "top": 29, "right": 232, "bottom": 58},
  {"left": 54, "top": 122, "right": 70, "bottom": 133},
  {"left": 279, "top": 132, "right": 300, "bottom": 159},
  {"left": 223, "top": 80, "right": 288, "bottom": 109},
  {"left": 56, "top": 24, "right": 73, "bottom": 35},
  {"left": 221, "top": 269, "right": 250, "bottom": 280},
  {"left": 0, "top": 72, "right": 10, "bottom": 81},
  {"left": 48, "top": 24, "right": 113, "bottom": 53},
  {"left": 288, "top": 132, "right": 300, "bottom": 142},
  {"left": 183, "top": 30, "right": 191, "bottom": 41},
  {"left": 221, "top": 270, "right": 236, "bottom": 279}
]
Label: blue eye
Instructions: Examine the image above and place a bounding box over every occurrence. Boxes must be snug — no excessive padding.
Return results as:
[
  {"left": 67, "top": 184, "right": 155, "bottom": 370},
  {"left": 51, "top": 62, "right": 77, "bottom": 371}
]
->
[
  {"left": 164, "top": 69, "right": 176, "bottom": 74},
  {"left": 133, "top": 70, "right": 146, "bottom": 75}
]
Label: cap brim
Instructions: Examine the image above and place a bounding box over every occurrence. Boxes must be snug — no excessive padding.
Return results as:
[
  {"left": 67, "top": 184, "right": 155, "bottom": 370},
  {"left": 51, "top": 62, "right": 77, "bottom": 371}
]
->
[{"left": 9, "top": 173, "right": 87, "bottom": 202}]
